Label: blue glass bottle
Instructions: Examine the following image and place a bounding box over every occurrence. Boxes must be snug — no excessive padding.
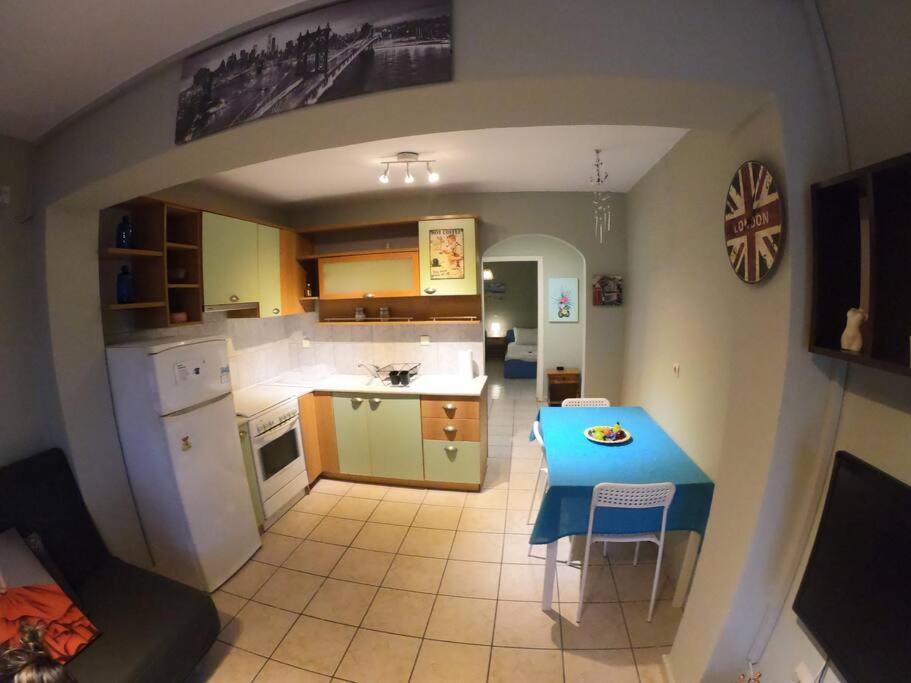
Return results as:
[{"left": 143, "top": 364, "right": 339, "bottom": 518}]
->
[
  {"left": 115, "top": 215, "right": 135, "bottom": 249},
  {"left": 116, "top": 265, "right": 136, "bottom": 304}
]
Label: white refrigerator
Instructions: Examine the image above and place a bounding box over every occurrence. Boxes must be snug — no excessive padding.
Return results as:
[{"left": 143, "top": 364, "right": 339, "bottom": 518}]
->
[{"left": 106, "top": 337, "right": 260, "bottom": 592}]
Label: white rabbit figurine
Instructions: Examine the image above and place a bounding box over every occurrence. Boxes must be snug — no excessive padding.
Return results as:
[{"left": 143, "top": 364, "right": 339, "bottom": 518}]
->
[{"left": 840, "top": 307, "right": 868, "bottom": 352}]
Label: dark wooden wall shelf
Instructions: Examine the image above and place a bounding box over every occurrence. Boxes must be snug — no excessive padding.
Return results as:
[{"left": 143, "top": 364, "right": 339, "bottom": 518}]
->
[{"left": 810, "top": 152, "right": 911, "bottom": 376}]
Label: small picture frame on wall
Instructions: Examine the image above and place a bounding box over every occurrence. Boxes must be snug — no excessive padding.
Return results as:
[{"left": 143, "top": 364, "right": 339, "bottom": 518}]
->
[
  {"left": 548, "top": 277, "right": 578, "bottom": 322},
  {"left": 592, "top": 274, "right": 623, "bottom": 306}
]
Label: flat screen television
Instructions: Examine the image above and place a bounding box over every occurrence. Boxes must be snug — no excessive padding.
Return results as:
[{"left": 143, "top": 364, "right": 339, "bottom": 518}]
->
[{"left": 793, "top": 451, "right": 911, "bottom": 682}]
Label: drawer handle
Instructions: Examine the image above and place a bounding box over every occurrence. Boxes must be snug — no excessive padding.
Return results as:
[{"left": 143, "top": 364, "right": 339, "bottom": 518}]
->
[
  {"left": 272, "top": 307, "right": 280, "bottom": 315},
  {"left": 369, "top": 398, "right": 382, "bottom": 406},
  {"left": 443, "top": 425, "right": 457, "bottom": 434},
  {"left": 443, "top": 403, "right": 456, "bottom": 412},
  {"left": 444, "top": 446, "right": 457, "bottom": 454},
  {"left": 352, "top": 397, "right": 364, "bottom": 405},
  {"left": 424, "top": 287, "right": 437, "bottom": 294},
  {"left": 364, "top": 292, "right": 375, "bottom": 298},
  {"left": 229, "top": 294, "right": 239, "bottom": 302}
]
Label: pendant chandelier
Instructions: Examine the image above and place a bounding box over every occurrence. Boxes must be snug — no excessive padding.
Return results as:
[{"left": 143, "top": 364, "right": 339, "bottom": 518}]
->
[{"left": 590, "top": 149, "right": 612, "bottom": 243}]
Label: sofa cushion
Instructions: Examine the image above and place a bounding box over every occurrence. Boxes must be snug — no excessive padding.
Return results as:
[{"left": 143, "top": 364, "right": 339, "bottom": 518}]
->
[
  {"left": 65, "top": 558, "right": 219, "bottom": 683},
  {"left": 0, "top": 449, "right": 108, "bottom": 588}
]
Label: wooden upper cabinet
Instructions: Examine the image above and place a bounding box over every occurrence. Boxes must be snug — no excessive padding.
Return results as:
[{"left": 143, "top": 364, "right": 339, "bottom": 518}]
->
[
  {"left": 202, "top": 213, "right": 259, "bottom": 307},
  {"left": 318, "top": 250, "right": 419, "bottom": 300},
  {"left": 257, "top": 225, "right": 282, "bottom": 317},
  {"left": 418, "top": 218, "right": 478, "bottom": 296}
]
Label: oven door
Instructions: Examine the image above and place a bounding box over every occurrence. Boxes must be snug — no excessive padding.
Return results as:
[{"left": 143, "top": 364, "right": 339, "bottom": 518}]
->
[{"left": 251, "top": 417, "right": 306, "bottom": 501}]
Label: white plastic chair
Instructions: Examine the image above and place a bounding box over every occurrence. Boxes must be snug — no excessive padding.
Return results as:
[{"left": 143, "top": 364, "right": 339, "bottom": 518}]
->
[
  {"left": 528, "top": 420, "right": 546, "bottom": 525},
  {"left": 577, "top": 482, "right": 676, "bottom": 623},
  {"left": 562, "top": 397, "right": 611, "bottom": 407}
]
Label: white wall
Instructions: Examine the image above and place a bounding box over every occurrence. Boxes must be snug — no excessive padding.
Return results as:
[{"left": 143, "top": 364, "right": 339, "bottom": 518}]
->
[{"left": 482, "top": 261, "right": 538, "bottom": 337}]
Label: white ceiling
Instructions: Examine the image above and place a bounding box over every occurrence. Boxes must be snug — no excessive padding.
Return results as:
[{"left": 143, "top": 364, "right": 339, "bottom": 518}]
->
[
  {"left": 197, "top": 125, "right": 687, "bottom": 205},
  {"left": 0, "top": 0, "right": 308, "bottom": 141}
]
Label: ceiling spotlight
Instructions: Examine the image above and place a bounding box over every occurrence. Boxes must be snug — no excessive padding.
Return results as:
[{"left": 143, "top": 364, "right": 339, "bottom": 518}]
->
[
  {"left": 426, "top": 162, "right": 440, "bottom": 183},
  {"left": 404, "top": 163, "right": 415, "bottom": 184},
  {"left": 378, "top": 163, "right": 390, "bottom": 184}
]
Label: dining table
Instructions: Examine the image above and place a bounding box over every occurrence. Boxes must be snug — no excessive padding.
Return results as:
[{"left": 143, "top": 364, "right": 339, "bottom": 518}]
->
[{"left": 529, "top": 406, "right": 715, "bottom": 611}]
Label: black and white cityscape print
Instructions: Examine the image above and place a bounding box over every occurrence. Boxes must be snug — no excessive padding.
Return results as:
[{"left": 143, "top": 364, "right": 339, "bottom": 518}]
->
[{"left": 175, "top": 0, "right": 452, "bottom": 143}]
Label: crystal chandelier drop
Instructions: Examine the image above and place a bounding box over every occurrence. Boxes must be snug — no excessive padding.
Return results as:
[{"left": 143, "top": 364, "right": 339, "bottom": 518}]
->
[{"left": 590, "top": 149, "right": 612, "bottom": 243}]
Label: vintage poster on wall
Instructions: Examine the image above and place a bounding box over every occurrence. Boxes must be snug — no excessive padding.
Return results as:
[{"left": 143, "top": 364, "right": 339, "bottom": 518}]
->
[
  {"left": 429, "top": 227, "right": 465, "bottom": 280},
  {"left": 592, "top": 275, "right": 623, "bottom": 306},
  {"left": 175, "top": 0, "right": 452, "bottom": 143},
  {"left": 548, "top": 277, "right": 579, "bottom": 322}
]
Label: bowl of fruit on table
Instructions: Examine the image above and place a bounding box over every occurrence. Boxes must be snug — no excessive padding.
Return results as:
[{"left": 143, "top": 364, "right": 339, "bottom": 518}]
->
[{"left": 584, "top": 423, "right": 632, "bottom": 446}]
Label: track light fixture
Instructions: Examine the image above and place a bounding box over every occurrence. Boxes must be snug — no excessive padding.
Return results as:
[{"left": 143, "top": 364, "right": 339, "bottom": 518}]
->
[{"left": 377, "top": 152, "right": 440, "bottom": 185}]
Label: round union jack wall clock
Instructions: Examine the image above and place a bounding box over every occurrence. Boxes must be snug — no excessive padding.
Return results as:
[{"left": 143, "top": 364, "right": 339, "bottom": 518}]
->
[{"left": 724, "top": 160, "right": 785, "bottom": 284}]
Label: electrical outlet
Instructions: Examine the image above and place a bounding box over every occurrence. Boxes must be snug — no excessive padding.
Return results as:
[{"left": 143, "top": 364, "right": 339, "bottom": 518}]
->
[
  {"left": 0, "top": 186, "right": 11, "bottom": 207},
  {"left": 420, "top": 335, "right": 430, "bottom": 346},
  {"left": 672, "top": 363, "right": 680, "bottom": 377},
  {"left": 301, "top": 338, "right": 311, "bottom": 348}
]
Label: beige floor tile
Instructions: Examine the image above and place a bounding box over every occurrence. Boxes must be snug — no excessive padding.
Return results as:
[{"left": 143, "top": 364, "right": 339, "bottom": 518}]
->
[
  {"left": 283, "top": 540, "right": 346, "bottom": 577},
  {"left": 424, "top": 595, "right": 496, "bottom": 645},
  {"left": 501, "top": 533, "right": 545, "bottom": 565},
  {"left": 566, "top": 537, "right": 608, "bottom": 565},
  {"left": 327, "top": 495, "right": 379, "bottom": 521},
  {"left": 497, "top": 563, "right": 548, "bottom": 601},
  {"left": 621, "top": 600, "right": 683, "bottom": 648},
  {"left": 493, "top": 600, "right": 561, "bottom": 648},
  {"left": 253, "top": 533, "right": 302, "bottom": 567},
  {"left": 346, "top": 482, "right": 389, "bottom": 500},
  {"left": 488, "top": 647, "right": 563, "bottom": 683},
  {"left": 608, "top": 541, "right": 659, "bottom": 565},
  {"left": 506, "top": 489, "right": 534, "bottom": 511},
  {"left": 509, "top": 458, "right": 541, "bottom": 474},
  {"left": 463, "top": 488, "right": 508, "bottom": 509},
  {"left": 398, "top": 527, "right": 455, "bottom": 559},
  {"left": 635, "top": 646, "right": 672, "bottom": 683},
  {"left": 612, "top": 563, "right": 673, "bottom": 602},
  {"left": 511, "top": 446, "right": 542, "bottom": 461},
  {"left": 413, "top": 504, "right": 462, "bottom": 530},
  {"left": 212, "top": 590, "right": 248, "bottom": 630},
  {"left": 253, "top": 568, "right": 324, "bottom": 613},
  {"left": 294, "top": 492, "right": 342, "bottom": 515},
  {"left": 563, "top": 648, "right": 639, "bottom": 683},
  {"left": 272, "top": 615, "right": 356, "bottom": 676},
  {"left": 191, "top": 641, "right": 266, "bottom": 683},
  {"left": 557, "top": 564, "right": 618, "bottom": 603},
  {"left": 330, "top": 547, "right": 395, "bottom": 585},
  {"left": 351, "top": 522, "right": 408, "bottom": 553},
  {"left": 382, "top": 554, "right": 446, "bottom": 593},
  {"left": 448, "top": 531, "right": 504, "bottom": 562},
  {"left": 335, "top": 628, "right": 420, "bottom": 683},
  {"left": 410, "top": 640, "right": 490, "bottom": 683},
  {"left": 504, "top": 509, "right": 536, "bottom": 534},
  {"left": 423, "top": 490, "right": 467, "bottom": 507},
  {"left": 307, "top": 516, "right": 364, "bottom": 546},
  {"left": 382, "top": 486, "right": 427, "bottom": 504},
  {"left": 368, "top": 500, "right": 420, "bottom": 525},
  {"left": 311, "top": 479, "right": 353, "bottom": 496},
  {"left": 271, "top": 511, "right": 324, "bottom": 539},
  {"left": 223, "top": 561, "right": 278, "bottom": 599},
  {"left": 304, "top": 578, "right": 378, "bottom": 626},
  {"left": 218, "top": 601, "right": 298, "bottom": 657},
  {"left": 253, "top": 659, "right": 330, "bottom": 682},
  {"left": 508, "top": 471, "right": 539, "bottom": 490},
  {"left": 439, "top": 560, "right": 501, "bottom": 599},
  {"left": 361, "top": 587, "right": 435, "bottom": 637},
  {"left": 457, "top": 507, "right": 506, "bottom": 533},
  {"left": 558, "top": 602, "right": 630, "bottom": 649}
]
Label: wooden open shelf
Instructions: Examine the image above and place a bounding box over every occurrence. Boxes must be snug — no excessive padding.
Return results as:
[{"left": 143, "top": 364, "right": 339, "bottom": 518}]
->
[
  {"left": 166, "top": 241, "right": 198, "bottom": 251},
  {"left": 101, "top": 247, "right": 163, "bottom": 258},
  {"left": 106, "top": 301, "right": 166, "bottom": 310}
]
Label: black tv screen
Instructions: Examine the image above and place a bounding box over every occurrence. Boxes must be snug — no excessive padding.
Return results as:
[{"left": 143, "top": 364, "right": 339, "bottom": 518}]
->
[{"left": 793, "top": 451, "right": 911, "bottom": 682}]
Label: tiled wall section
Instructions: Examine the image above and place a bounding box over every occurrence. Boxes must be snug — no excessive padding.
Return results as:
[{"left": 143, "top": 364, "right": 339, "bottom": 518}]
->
[{"left": 106, "top": 313, "right": 484, "bottom": 389}]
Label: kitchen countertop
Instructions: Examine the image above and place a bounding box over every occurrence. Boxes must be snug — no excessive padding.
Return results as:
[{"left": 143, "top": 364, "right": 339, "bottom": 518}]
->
[{"left": 257, "top": 370, "right": 487, "bottom": 398}]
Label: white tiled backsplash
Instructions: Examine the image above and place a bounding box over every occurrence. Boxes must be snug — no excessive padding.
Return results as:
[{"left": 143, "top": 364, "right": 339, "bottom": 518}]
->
[{"left": 106, "top": 312, "right": 484, "bottom": 389}]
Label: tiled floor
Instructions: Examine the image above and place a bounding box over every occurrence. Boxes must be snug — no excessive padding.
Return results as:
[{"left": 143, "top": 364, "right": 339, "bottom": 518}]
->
[{"left": 194, "top": 363, "right": 679, "bottom": 682}]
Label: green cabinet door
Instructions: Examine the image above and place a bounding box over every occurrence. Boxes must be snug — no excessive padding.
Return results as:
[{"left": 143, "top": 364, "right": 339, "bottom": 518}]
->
[
  {"left": 418, "top": 218, "right": 478, "bottom": 296},
  {"left": 332, "top": 395, "right": 371, "bottom": 476},
  {"left": 367, "top": 396, "right": 424, "bottom": 480},
  {"left": 423, "top": 440, "right": 481, "bottom": 484},
  {"left": 257, "top": 225, "right": 282, "bottom": 317},
  {"left": 202, "top": 213, "right": 259, "bottom": 307}
]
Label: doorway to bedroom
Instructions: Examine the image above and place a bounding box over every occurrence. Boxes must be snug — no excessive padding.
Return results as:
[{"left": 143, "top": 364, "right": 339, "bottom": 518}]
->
[{"left": 481, "top": 256, "right": 543, "bottom": 401}]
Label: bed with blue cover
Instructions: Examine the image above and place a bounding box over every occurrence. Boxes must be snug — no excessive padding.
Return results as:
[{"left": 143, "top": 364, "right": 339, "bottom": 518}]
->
[{"left": 503, "top": 328, "right": 538, "bottom": 379}]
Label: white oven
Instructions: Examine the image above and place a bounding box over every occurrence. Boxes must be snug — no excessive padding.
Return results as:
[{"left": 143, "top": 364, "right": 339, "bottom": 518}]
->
[{"left": 248, "top": 398, "right": 308, "bottom": 522}]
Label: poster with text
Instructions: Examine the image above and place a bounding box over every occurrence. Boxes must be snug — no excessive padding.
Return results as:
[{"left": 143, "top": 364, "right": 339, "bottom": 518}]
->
[{"left": 429, "top": 227, "right": 465, "bottom": 280}]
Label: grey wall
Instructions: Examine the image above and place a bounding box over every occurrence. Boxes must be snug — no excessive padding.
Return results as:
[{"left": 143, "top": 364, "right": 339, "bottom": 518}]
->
[
  {"left": 0, "top": 136, "right": 60, "bottom": 465},
  {"left": 482, "top": 261, "right": 538, "bottom": 336}
]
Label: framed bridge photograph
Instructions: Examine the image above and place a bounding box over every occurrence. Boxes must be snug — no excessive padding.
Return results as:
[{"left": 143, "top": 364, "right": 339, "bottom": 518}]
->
[{"left": 175, "top": 0, "right": 453, "bottom": 144}]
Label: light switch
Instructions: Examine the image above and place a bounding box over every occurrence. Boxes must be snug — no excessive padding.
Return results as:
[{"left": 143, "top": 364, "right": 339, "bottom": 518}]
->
[
  {"left": 794, "top": 662, "right": 816, "bottom": 683},
  {"left": 301, "top": 338, "right": 311, "bottom": 348},
  {"left": 672, "top": 363, "right": 680, "bottom": 377},
  {"left": 420, "top": 335, "right": 430, "bottom": 346}
]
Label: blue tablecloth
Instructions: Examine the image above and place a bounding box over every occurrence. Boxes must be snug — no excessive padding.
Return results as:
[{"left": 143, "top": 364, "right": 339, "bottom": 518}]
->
[{"left": 529, "top": 407, "right": 714, "bottom": 545}]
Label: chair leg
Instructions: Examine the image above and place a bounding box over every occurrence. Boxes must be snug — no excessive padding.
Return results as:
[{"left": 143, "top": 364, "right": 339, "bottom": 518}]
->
[
  {"left": 527, "top": 466, "right": 544, "bottom": 525},
  {"left": 602, "top": 541, "right": 608, "bottom": 558},
  {"left": 576, "top": 539, "right": 593, "bottom": 623},
  {"left": 648, "top": 542, "right": 665, "bottom": 623},
  {"left": 633, "top": 541, "right": 640, "bottom": 566}
]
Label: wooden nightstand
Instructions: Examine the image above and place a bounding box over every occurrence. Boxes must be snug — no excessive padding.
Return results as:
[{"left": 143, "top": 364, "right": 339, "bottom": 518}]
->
[
  {"left": 485, "top": 335, "right": 508, "bottom": 360},
  {"left": 546, "top": 368, "right": 581, "bottom": 406}
]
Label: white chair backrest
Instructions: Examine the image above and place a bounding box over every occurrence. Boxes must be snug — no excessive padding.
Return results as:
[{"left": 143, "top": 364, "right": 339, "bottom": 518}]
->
[
  {"left": 591, "top": 482, "right": 675, "bottom": 510},
  {"left": 532, "top": 420, "right": 544, "bottom": 447},
  {"left": 562, "top": 397, "right": 611, "bottom": 407}
]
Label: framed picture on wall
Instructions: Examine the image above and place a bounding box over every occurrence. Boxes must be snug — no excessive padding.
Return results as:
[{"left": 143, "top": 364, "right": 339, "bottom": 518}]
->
[
  {"left": 548, "top": 277, "right": 578, "bottom": 322},
  {"left": 592, "top": 274, "right": 623, "bottom": 306}
]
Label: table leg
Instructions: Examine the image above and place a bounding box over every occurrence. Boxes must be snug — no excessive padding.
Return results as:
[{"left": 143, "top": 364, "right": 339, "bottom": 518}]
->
[
  {"left": 541, "top": 540, "right": 558, "bottom": 610},
  {"left": 673, "top": 531, "right": 701, "bottom": 608}
]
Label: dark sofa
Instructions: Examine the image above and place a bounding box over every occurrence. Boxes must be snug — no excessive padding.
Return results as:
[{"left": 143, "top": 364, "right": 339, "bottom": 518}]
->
[{"left": 0, "top": 449, "right": 219, "bottom": 682}]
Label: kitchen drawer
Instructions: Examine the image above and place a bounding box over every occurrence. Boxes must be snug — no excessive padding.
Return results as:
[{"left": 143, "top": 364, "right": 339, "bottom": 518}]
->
[
  {"left": 423, "top": 440, "right": 480, "bottom": 484},
  {"left": 422, "top": 417, "right": 479, "bottom": 442},
  {"left": 420, "top": 397, "right": 480, "bottom": 420}
]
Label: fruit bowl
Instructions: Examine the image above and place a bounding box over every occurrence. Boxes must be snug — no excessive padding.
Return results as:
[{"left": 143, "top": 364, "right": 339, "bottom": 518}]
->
[{"left": 583, "top": 425, "right": 632, "bottom": 446}]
